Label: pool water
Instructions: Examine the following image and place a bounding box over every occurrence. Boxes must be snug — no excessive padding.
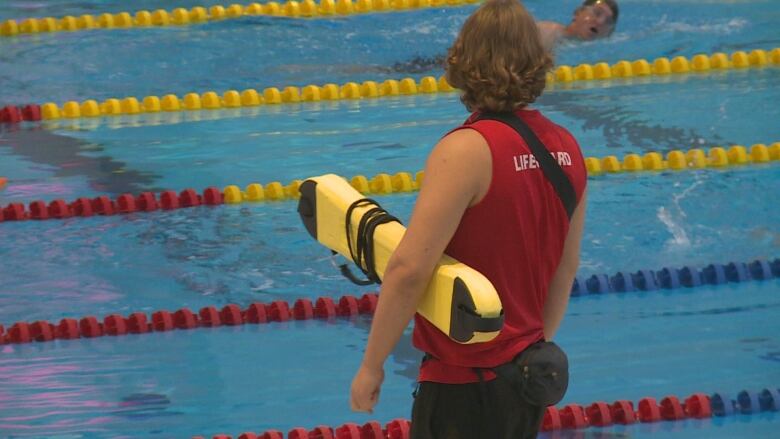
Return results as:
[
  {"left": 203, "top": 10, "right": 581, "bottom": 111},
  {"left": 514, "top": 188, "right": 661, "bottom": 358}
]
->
[{"left": 1, "top": 0, "right": 779, "bottom": 437}]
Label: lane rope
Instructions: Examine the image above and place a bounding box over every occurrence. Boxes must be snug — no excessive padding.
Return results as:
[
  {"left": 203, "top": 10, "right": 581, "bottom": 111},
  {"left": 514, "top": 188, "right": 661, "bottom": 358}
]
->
[
  {"left": 194, "top": 387, "right": 780, "bottom": 438},
  {"left": 1, "top": 142, "right": 778, "bottom": 226},
  {"left": 0, "top": 0, "right": 479, "bottom": 38},
  {"left": 1, "top": 257, "right": 776, "bottom": 346},
  {"left": 0, "top": 49, "right": 776, "bottom": 122}
]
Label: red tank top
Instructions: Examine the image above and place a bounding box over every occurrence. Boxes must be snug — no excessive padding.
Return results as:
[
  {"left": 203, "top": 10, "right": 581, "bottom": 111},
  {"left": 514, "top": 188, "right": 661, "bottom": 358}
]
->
[{"left": 412, "top": 109, "right": 587, "bottom": 384}]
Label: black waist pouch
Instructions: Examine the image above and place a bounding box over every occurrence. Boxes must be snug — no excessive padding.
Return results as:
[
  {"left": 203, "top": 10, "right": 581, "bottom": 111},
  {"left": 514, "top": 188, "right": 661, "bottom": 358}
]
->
[{"left": 492, "top": 341, "right": 569, "bottom": 407}]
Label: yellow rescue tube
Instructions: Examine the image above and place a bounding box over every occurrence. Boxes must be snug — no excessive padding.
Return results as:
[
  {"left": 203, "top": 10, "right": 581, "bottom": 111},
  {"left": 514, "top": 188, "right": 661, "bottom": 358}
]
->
[
  {"left": 0, "top": 177, "right": 6, "bottom": 190},
  {"left": 297, "top": 174, "right": 504, "bottom": 344}
]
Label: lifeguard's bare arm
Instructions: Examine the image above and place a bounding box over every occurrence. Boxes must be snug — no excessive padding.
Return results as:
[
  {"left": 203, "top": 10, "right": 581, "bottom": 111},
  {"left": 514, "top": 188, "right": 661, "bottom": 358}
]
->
[
  {"left": 543, "top": 189, "right": 587, "bottom": 340},
  {"left": 360, "top": 129, "right": 491, "bottom": 371}
]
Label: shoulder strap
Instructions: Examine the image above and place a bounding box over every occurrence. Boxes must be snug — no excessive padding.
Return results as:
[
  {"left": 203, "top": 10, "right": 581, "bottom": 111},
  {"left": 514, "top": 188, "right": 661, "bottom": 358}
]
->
[{"left": 473, "top": 112, "right": 577, "bottom": 219}]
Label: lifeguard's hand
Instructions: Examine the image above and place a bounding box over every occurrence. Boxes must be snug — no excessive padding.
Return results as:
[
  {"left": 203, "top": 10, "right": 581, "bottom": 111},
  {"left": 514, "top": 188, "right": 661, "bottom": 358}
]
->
[{"left": 350, "top": 364, "right": 384, "bottom": 413}]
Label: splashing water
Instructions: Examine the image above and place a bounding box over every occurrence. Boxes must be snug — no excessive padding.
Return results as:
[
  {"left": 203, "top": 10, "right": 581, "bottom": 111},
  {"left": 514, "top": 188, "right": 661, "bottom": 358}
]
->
[{"left": 657, "top": 176, "right": 705, "bottom": 249}]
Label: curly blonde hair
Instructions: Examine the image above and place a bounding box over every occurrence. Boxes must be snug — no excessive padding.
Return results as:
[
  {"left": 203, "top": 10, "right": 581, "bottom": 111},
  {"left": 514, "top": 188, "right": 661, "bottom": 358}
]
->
[{"left": 445, "top": 0, "right": 553, "bottom": 113}]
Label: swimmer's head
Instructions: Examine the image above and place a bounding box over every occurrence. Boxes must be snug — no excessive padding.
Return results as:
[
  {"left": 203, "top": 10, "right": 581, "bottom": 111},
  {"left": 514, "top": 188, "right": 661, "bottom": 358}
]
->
[
  {"left": 570, "top": 0, "right": 619, "bottom": 40},
  {"left": 445, "top": 0, "right": 552, "bottom": 112}
]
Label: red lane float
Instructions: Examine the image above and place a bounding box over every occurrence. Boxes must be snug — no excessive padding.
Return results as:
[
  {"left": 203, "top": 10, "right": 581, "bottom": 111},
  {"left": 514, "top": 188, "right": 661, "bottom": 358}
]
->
[
  {"left": 385, "top": 419, "right": 411, "bottom": 439},
  {"left": 337, "top": 296, "right": 359, "bottom": 317},
  {"left": 218, "top": 432, "right": 283, "bottom": 439},
  {"left": 660, "top": 396, "right": 686, "bottom": 420},
  {"left": 560, "top": 404, "right": 588, "bottom": 429},
  {"left": 638, "top": 397, "right": 662, "bottom": 422},
  {"left": 685, "top": 393, "right": 712, "bottom": 418},
  {"left": 57, "top": 318, "right": 79, "bottom": 339},
  {"left": 359, "top": 421, "right": 384, "bottom": 438},
  {"left": 30, "top": 321, "right": 55, "bottom": 342},
  {"left": 610, "top": 400, "right": 637, "bottom": 424},
  {"left": 0, "top": 105, "right": 41, "bottom": 123},
  {"left": 104, "top": 314, "right": 128, "bottom": 335},
  {"left": 542, "top": 406, "right": 562, "bottom": 431},
  {"left": 268, "top": 301, "right": 291, "bottom": 322},
  {"left": 127, "top": 313, "right": 149, "bottom": 333},
  {"left": 314, "top": 297, "right": 337, "bottom": 319},
  {"left": 0, "top": 105, "right": 23, "bottom": 124},
  {"left": 585, "top": 401, "right": 612, "bottom": 426},
  {"left": 174, "top": 308, "right": 198, "bottom": 329},
  {"left": 293, "top": 299, "right": 314, "bottom": 320}
]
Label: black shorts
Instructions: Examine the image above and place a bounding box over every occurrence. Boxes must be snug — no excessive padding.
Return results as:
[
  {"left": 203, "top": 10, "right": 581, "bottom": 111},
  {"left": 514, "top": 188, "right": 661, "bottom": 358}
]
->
[{"left": 410, "top": 379, "right": 545, "bottom": 439}]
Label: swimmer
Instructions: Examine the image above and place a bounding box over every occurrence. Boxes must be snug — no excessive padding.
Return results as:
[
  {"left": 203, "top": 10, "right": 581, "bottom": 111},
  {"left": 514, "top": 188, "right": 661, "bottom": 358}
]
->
[
  {"left": 349, "top": 1, "right": 587, "bottom": 437},
  {"left": 390, "top": 0, "right": 620, "bottom": 74},
  {"left": 537, "top": 0, "right": 619, "bottom": 52},
  {"left": 273, "top": 1, "right": 620, "bottom": 76}
]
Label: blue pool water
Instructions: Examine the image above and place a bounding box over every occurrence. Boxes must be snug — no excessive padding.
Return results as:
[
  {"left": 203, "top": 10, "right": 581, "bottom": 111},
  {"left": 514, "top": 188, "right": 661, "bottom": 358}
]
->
[{"left": 1, "top": 0, "right": 779, "bottom": 437}]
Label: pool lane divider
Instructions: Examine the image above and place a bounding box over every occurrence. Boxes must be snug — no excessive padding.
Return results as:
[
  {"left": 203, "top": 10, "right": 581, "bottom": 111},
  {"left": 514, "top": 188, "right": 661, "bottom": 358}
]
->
[
  {"left": 0, "top": 294, "right": 380, "bottom": 345},
  {"left": 1, "top": 258, "right": 777, "bottom": 346},
  {"left": 195, "top": 387, "right": 780, "bottom": 438},
  {"left": 0, "top": 186, "right": 230, "bottom": 223},
  {"left": 0, "top": 49, "right": 777, "bottom": 124},
  {"left": 0, "top": 0, "right": 480, "bottom": 38},
  {"left": 1, "top": 143, "right": 779, "bottom": 225},
  {"left": 550, "top": 48, "right": 779, "bottom": 84}
]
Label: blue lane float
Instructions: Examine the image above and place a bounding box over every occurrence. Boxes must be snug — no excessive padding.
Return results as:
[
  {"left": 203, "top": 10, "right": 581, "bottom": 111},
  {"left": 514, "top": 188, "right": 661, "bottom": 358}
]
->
[
  {"left": 570, "top": 258, "right": 779, "bottom": 296},
  {"left": 609, "top": 272, "right": 635, "bottom": 292},
  {"left": 711, "top": 392, "right": 736, "bottom": 417},
  {"left": 571, "top": 277, "right": 587, "bottom": 296},
  {"left": 633, "top": 269, "right": 658, "bottom": 291},
  {"left": 759, "top": 388, "right": 780, "bottom": 411},
  {"left": 726, "top": 262, "right": 749, "bottom": 282},
  {"left": 657, "top": 267, "right": 682, "bottom": 289},
  {"left": 586, "top": 274, "right": 611, "bottom": 294},
  {"left": 772, "top": 259, "right": 780, "bottom": 276},
  {"left": 679, "top": 266, "right": 702, "bottom": 287},
  {"left": 748, "top": 260, "right": 773, "bottom": 280},
  {"left": 737, "top": 390, "right": 762, "bottom": 414},
  {"left": 702, "top": 263, "right": 727, "bottom": 285}
]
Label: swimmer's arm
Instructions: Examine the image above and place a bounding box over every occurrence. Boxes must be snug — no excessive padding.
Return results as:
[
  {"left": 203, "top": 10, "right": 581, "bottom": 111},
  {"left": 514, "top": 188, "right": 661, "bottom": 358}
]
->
[
  {"left": 536, "top": 21, "right": 565, "bottom": 53},
  {"left": 543, "top": 188, "right": 587, "bottom": 340},
  {"left": 360, "top": 129, "right": 491, "bottom": 371}
]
